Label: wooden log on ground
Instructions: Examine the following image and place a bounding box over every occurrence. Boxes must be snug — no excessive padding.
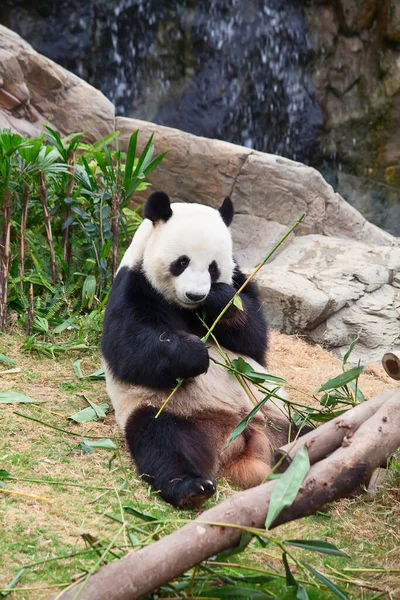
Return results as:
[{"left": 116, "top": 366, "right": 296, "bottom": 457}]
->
[
  {"left": 274, "top": 389, "right": 397, "bottom": 468},
  {"left": 55, "top": 391, "right": 400, "bottom": 600},
  {"left": 382, "top": 351, "right": 400, "bottom": 381}
]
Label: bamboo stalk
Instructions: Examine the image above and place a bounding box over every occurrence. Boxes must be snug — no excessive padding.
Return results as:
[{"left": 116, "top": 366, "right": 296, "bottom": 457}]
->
[
  {"left": 203, "top": 213, "right": 305, "bottom": 343},
  {"left": 38, "top": 172, "right": 57, "bottom": 284},
  {"left": 19, "top": 185, "right": 29, "bottom": 287},
  {"left": 0, "top": 487, "right": 53, "bottom": 504},
  {"left": 155, "top": 213, "right": 305, "bottom": 418},
  {"left": 0, "top": 188, "right": 11, "bottom": 331},
  {"left": 63, "top": 153, "right": 75, "bottom": 269}
]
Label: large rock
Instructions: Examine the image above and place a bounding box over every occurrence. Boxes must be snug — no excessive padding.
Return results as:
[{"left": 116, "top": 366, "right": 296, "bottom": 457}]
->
[
  {"left": 116, "top": 116, "right": 396, "bottom": 248},
  {"left": 1, "top": 25, "right": 399, "bottom": 364},
  {"left": 255, "top": 235, "right": 400, "bottom": 364},
  {"left": 0, "top": 25, "right": 115, "bottom": 141}
]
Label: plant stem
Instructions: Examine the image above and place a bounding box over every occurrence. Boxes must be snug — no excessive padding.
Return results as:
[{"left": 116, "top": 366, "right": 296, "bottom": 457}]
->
[
  {"left": 38, "top": 171, "right": 57, "bottom": 284},
  {"left": 0, "top": 487, "right": 53, "bottom": 503},
  {"left": 111, "top": 179, "right": 121, "bottom": 281},
  {"left": 63, "top": 153, "right": 75, "bottom": 268},
  {"left": 202, "top": 212, "right": 305, "bottom": 343},
  {"left": 10, "top": 477, "right": 119, "bottom": 491},
  {"left": 13, "top": 411, "right": 110, "bottom": 439},
  {"left": 155, "top": 213, "right": 305, "bottom": 418},
  {"left": 0, "top": 188, "right": 11, "bottom": 331},
  {"left": 19, "top": 184, "right": 29, "bottom": 288},
  {"left": 154, "top": 378, "right": 183, "bottom": 418},
  {"left": 26, "top": 283, "right": 34, "bottom": 334}
]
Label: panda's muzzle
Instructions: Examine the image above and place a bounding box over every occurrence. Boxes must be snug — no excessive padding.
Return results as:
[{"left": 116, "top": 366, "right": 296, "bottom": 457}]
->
[{"left": 185, "top": 292, "right": 207, "bottom": 303}]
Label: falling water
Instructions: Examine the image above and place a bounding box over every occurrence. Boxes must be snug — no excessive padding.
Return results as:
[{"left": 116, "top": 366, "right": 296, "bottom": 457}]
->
[{"left": 0, "top": 0, "right": 322, "bottom": 162}]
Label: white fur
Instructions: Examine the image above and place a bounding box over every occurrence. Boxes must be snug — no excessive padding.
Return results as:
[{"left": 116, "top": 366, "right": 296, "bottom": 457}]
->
[
  {"left": 106, "top": 200, "right": 289, "bottom": 454},
  {"left": 121, "top": 202, "right": 235, "bottom": 308},
  {"left": 104, "top": 346, "right": 287, "bottom": 429}
]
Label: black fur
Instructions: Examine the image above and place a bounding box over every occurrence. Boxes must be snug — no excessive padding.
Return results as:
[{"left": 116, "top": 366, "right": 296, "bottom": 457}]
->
[
  {"left": 219, "top": 196, "right": 234, "bottom": 226},
  {"left": 101, "top": 264, "right": 267, "bottom": 388},
  {"left": 170, "top": 255, "right": 190, "bottom": 277},
  {"left": 144, "top": 191, "right": 173, "bottom": 223},
  {"left": 102, "top": 243, "right": 269, "bottom": 508},
  {"left": 102, "top": 267, "right": 209, "bottom": 388},
  {"left": 208, "top": 260, "right": 220, "bottom": 282},
  {"left": 201, "top": 266, "right": 268, "bottom": 366},
  {"left": 125, "top": 406, "right": 217, "bottom": 508}
]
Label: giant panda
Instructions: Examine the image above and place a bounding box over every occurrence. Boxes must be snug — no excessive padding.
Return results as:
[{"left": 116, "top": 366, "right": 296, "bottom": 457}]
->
[{"left": 101, "top": 192, "right": 293, "bottom": 509}]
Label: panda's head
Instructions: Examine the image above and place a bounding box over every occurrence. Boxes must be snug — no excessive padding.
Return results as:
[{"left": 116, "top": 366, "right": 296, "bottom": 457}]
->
[{"left": 141, "top": 192, "right": 235, "bottom": 309}]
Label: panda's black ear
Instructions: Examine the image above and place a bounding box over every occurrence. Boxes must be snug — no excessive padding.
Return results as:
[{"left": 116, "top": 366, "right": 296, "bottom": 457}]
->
[
  {"left": 144, "top": 192, "right": 172, "bottom": 223},
  {"left": 219, "top": 196, "right": 234, "bottom": 226}
]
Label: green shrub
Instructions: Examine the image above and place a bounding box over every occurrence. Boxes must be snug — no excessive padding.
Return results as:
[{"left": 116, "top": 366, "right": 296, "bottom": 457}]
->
[{"left": 0, "top": 126, "right": 166, "bottom": 346}]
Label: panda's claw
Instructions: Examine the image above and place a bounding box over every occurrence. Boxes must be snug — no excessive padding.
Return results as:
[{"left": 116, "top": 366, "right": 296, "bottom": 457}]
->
[{"left": 174, "top": 476, "right": 217, "bottom": 509}]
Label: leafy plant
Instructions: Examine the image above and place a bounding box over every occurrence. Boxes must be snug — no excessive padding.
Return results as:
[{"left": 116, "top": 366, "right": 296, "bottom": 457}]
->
[{"left": 0, "top": 126, "right": 166, "bottom": 345}]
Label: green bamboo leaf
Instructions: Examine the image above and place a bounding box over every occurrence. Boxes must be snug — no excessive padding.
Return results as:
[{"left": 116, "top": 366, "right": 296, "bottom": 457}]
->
[
  {"left": 73, "top": 359, "right": 84, "bottom": 379},
  {"left": 83, "top": 396, "right": 107, "bottom": 419},
  {"left": 225, "top": 388, "right": 279, "bottom": 449},
  {"left": 82, "top": 274, "right": 96, "bottom": 309},
  {"left": 342, "top": 331, "right": 362, "bottom": 368},
  {"left": 1, "top": 568, "right": 26, "bottom": 598},
  {"left": 229, "top": 357, "right": 286, "bottom": 385},
  {"left": 302, "top": 563, "right": 350, "bottom": 600},
  {"left": 0, "top": 392, "right": 45, "bottom": 404},
  {"left": 307, "top": 410, "right": 347, "bottom": 423},
  {"left": 87, "top": 368, "right": 105, "bottom": 380},
  {"left": 216, "top": 531, "right": 253, "bottom": 561},
  {"left": 265, "top": 448, "right": 310, "bottom": 529},
  {"left": 282, "top": 552, "right": 297, "bottom": 587},
  {"left": 141, "top": 151, "right": 168, "bottom": 177},
  {"left": 69, "top": 403, "right": 109, "bottom": 423},
  {"left": 198, "top": 587, "right": 272, "bottom": 598},
  {"left": 296, "top": 585, "right": 310, "bottom": 600},
  {"left": 233, "top": 295, "right": 243, "bottom": 311},
  {"left": 0, "top": 354, "right": 15, "bottom": 367},
  {"left": 81, "top": 438, "right": 117, "bottom": 450},
  {"left": 0, "top": 470, "right": 12, "bottom": 480},
  {"left": 133, "top": 133, "right": 154, "bottom": 177},
  {"left": 285, "top": 539, "right": 347, "bottom": 556},
  {"left": 123, "top": 130, "right": 138, "bottom": 188},
  {"left": 123, "top": 506, "right": 158, "bottom": 522},
  {"left": 316, "top": 367, "right": 364, "bottom": 393}
]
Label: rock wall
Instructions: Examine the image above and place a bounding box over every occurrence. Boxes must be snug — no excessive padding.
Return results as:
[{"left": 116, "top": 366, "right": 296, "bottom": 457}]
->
[
  {"left": 306, "top": 0, "right": 400, "bottom": 234},
  {"left": 0, "top": 24, "right": 399, "bottom": 363},
  {"left": 0, "top": 26, "right": 114, "bottom": 140}
]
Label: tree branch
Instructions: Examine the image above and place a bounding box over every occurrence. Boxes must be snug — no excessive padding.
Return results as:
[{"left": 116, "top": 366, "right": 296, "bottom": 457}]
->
[
  {"left": 54, "top": 390, "right": 400, "bottom": 600},
  {"left": 382, "top": 351, "right": 400, "bottom": 381}
]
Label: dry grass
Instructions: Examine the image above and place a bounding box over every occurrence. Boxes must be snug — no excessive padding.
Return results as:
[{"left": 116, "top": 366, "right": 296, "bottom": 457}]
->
[{"left": 0, "top": 331, "right": 399, "bottom": 599}]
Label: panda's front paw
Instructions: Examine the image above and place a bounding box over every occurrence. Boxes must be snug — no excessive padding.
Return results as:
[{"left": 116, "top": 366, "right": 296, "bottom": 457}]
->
[
  {"left": 203, "top": 282, "right": 237, "bottom": 317},
  {"left": 168, "top": 476, "right": 217, "bottom": 509},
  {"left": 181, "top": 333, "right": 209, "bottom": 377}
]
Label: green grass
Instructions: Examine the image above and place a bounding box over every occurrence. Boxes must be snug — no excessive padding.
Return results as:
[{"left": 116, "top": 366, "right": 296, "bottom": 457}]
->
[{"left": 0, "top": 333, "right": 399, "bottom": 599}]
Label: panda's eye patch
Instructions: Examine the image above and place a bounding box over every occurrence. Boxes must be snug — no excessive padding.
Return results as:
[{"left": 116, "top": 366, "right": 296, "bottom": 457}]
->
[
  {"left": 170, "top": 255, "right": 190, "bottom": 276},
  {"left": 209, "top": 260, "right": 220, "bottom": 282}
]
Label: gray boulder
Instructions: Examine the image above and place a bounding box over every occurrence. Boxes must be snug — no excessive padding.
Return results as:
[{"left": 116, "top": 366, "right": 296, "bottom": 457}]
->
[{"left": 255, "top": 235, "right": 400, "bottom": 364}]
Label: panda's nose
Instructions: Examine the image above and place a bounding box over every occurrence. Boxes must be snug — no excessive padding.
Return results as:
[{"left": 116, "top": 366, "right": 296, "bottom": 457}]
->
[{"left": 186, "top": 292, "right": 206, "bottom": 303}]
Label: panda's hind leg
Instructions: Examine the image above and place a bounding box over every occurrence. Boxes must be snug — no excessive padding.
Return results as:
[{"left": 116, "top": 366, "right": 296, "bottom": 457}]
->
[
  {"left": 221, "top": 425, "right": 273, "bottom": 489},
  {"left": 125, "top": 407, "right": 219, "bottom": 509}
]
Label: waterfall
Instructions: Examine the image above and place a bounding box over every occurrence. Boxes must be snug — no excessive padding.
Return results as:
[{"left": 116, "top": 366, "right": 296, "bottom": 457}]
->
[{"left": 0, "top": 0, "right": 322, "bottom": 161}]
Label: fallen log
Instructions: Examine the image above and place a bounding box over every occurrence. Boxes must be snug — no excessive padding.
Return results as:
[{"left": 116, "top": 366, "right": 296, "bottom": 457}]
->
[
  {"left": 382, "top": 351, "right": 400, "bottom": 380},
  {"left": 274, "top": 389, "right": 397, "bottom": 468},
  {"left": 55, "top": 390, "right": 400, "bottom": 600}
]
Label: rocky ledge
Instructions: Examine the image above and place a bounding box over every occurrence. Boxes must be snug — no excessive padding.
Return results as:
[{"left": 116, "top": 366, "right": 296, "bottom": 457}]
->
[{"left": 1, "top": 25, "right": 399, "bottom": 363}]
